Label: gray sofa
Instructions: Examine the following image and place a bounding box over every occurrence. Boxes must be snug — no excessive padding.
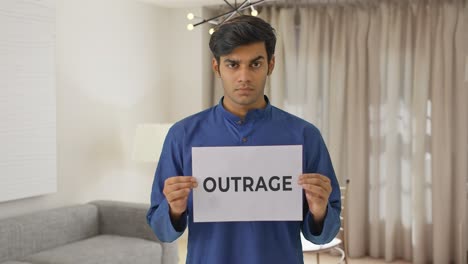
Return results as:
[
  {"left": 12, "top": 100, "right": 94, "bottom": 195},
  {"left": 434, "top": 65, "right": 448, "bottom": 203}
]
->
[{"left": 0, "top": 200, "right": 178, "bottom": 264}]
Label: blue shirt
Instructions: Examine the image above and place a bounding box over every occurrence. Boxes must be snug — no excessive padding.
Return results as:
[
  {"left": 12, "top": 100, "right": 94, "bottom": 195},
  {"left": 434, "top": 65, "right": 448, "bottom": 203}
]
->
[{"left": 147, "top": 96, "right": 341, "bottom": 264}]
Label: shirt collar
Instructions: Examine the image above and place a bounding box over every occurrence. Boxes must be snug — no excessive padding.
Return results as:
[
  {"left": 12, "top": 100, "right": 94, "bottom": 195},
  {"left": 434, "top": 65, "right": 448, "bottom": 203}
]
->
[{"left": 216, "top": 95, "right": 272, "bottom": 123}]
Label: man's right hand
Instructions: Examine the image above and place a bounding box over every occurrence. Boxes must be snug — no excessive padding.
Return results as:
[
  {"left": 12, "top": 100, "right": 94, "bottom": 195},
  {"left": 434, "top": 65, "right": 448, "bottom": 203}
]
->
[{"left": 163, "top": 176, "right": 198, "bottom": 222}]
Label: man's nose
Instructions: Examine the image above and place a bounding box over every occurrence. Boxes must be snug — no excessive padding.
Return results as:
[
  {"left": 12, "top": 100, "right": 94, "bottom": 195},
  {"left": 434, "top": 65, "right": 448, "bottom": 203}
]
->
[{"left": 237, "top": 66, "right": 252, "bottom": 83}]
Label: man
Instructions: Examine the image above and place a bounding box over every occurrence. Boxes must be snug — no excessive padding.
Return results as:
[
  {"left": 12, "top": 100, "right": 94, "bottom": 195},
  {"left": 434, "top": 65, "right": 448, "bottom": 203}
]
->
[{"left": 147, "top": 15, "right": 341, "bottom": 264}]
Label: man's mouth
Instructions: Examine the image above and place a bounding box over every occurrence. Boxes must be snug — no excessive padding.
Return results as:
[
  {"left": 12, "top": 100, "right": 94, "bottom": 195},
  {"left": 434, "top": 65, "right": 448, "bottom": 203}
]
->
[{"left": 236, "top": 87, "right": 253, "bottom": 91}]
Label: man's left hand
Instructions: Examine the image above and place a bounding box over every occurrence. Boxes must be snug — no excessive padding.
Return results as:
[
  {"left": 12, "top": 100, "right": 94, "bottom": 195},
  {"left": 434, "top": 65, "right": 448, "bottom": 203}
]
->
[{"left": 298, "top": 173, "right": 332, "bottom": 223}]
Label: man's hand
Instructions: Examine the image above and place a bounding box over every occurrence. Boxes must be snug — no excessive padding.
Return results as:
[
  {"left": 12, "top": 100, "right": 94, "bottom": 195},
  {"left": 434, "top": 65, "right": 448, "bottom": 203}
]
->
[
  {"left": 298, "top": 173, "right": 332, "bottom": 223},
  {"left": 163, "top": 176, "right": 198, "bottom": 222}
]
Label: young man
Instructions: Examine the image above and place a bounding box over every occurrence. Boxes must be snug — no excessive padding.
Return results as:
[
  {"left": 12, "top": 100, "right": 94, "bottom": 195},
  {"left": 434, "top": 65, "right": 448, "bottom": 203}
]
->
[{"left": 147, "top": 15, "right": 341, "bottom": 264}]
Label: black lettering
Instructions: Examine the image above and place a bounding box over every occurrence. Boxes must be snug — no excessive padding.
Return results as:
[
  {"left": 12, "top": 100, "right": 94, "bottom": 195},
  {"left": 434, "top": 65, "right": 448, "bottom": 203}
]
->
[
  {"left": 255, "top": 176, "right": 268, "bottom": 191},
  {"left": 231, "top": 177, "right": 241, "bottom": 192},
  {"left": 243, "top": 177, "right": 254, "bottom": 192},
  {"left": 218, "top": 177, "right": 230, "bottom": 192},
  {"left": 204, "top": 176, "right": 293, "bottom": 192},
  {"left": 269, "top": 176, "right": 281, "bottom": 191},
  {"left": 283, "top": 176, "right": 292, "bottom": 191},
  {"left": 203, "top": 177, "right": 216, "bottom": 192}
]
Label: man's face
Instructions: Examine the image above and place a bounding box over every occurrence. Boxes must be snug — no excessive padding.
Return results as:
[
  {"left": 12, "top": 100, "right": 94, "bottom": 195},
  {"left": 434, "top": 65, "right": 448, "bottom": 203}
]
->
[{"left": 212, "top": 42, "right": 275, "bottom": 111}]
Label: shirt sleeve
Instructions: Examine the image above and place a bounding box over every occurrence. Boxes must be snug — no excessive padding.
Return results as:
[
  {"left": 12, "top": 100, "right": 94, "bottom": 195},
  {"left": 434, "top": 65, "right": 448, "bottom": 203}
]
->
[
  {"left": 301, "top": 127, "right": 341, "bottom": 244},
  {"left": 146, "top": 123, "right": 187, "bottom": 242}
]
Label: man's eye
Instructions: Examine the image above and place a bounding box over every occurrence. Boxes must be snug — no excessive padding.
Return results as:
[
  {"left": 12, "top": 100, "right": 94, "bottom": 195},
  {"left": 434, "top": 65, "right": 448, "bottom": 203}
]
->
[
  {"left": 251, "top": 62, "right": 261, "bottom": 68},
  {"left": 227, "top": 63, "right": 238, "bottom": 68}
]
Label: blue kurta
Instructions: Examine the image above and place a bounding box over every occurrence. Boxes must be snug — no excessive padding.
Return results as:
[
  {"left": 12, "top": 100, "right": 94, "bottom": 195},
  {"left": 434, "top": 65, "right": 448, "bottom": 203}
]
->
[{"left": 147, "top": 97, "right": 341, "bottom": 264}]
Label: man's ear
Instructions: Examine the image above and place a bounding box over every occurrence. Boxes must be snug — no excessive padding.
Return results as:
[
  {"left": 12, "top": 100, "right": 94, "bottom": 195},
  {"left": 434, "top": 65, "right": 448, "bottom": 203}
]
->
[
  {"left": 212, "top": 58, "right": 220, "bottom": 77},
  {"left": 267, "top": 55, "right": 275, "bottom": 76}
]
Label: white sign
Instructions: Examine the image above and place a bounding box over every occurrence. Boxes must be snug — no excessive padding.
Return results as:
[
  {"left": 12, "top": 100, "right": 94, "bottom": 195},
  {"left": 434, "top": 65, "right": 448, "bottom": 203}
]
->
[{"left": 192, "top": 145, "right": 303, "bottom": 222}]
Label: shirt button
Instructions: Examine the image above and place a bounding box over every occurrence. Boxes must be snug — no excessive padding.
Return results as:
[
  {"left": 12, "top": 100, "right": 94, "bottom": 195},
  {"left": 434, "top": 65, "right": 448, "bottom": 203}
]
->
[
  {"left": 237, "top": 120, "right": 243, "bottom": 125},
  {"left": 241, "top": 137, "right": 247, "bottom": 143}
]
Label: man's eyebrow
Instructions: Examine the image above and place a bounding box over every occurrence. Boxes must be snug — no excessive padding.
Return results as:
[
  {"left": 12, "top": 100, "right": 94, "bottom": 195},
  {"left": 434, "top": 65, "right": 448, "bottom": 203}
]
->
[
  {"left": 222, "top": 56, "right": 265, "bottom": 64},
  {"left": 223, "top": 58, "right": 239, "bottom": 64},
  {"left": 250, "top": 56, "right": 265, "bottom": 62}
]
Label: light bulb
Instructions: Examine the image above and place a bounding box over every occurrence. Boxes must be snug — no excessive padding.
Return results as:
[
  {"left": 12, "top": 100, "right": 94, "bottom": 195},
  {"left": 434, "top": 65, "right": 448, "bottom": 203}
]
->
[
  {"left": 209, "top": 28, "right": 215, "bottom": 35},
  {"left": 187, "top": 24, "right": 194, "bottom": 31},
  {"left": 187, "top": 13, "right": 194, "bottom": 20},
  {"left": 251, "top": 9, "right": 258, "bottom": 17}
]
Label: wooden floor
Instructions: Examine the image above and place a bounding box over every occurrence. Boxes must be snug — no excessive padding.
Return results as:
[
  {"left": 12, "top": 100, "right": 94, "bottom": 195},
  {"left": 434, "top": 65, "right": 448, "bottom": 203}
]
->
[
  {"left": 303, "top": 252, "right": 411, "bottom": 264},
  {"left": 176, "top": 233, "right": 412, "bottom": 264}
]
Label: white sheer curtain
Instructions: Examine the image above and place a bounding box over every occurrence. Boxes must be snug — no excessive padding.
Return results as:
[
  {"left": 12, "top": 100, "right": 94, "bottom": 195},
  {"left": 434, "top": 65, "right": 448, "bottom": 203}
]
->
[{"left": 212, "top": 0, "right": 467, "bottom": 263}]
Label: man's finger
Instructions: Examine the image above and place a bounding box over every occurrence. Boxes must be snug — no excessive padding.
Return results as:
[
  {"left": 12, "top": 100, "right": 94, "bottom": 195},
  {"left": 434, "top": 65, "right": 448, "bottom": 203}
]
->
[
  {"left": 306, "top": 193, "right": 327, "bottom": 204},
  {"left": 165, "top": 182, "right": 197, "bottom": 192},
  {"left": 168, "top": 195, "right": 189, "bottom": 205},
  {"left": 298, "top": 177, "right": 327, "bottom": 186},
  {"left": 302, "top": 184, "right": 329, "bottom": 199},
  {"left": 298, "top": 178, "right": 331, "bottom": 194},
  {"left": 165, "top": 188, "right": 191, "bottom": 202},
  {"left": 298, "top": 174, "right": 330, "bottom": 184},
  {"left": 165, "top": 176, "right": 197, "bottom": 185}
]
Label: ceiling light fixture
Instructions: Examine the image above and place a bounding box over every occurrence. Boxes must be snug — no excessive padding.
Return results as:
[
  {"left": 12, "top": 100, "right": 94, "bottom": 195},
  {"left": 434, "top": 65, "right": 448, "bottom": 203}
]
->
[
  {"left": 250, "top": 4, "right": 258, "bottom": 16},
  {"left": 186, "top": 0, "right": 265, "bottom": 34}
]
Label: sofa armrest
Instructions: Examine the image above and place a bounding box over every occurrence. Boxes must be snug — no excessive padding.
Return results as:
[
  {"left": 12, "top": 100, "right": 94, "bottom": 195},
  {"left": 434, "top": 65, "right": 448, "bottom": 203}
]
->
[{"left": 89, "top": 200, "right": 178, "bottom": 264}]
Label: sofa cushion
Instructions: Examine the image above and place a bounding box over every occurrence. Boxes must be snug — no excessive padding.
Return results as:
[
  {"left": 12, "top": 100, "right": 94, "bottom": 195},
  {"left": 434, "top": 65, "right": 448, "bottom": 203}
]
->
[
  {"left": 90, "top": 200, "right": 160, "bottom": 242},
  {"left": 21, "top": 235, "right": 163, "bottom": 264},
  {"left": 0, "top": 204, "right": 99, "bottom": 262}
]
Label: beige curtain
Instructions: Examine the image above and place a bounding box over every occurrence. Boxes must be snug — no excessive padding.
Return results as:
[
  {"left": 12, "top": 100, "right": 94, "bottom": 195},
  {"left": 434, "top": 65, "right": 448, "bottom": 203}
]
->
[{"left": 211, "top": 0, "right": 467, "bottom": 263}]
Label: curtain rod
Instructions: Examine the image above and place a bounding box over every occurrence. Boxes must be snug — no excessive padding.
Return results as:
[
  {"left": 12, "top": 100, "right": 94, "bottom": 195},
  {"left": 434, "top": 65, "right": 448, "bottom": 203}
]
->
[{"left": 263, "top": 0, "right": 465, "bottom": 5}]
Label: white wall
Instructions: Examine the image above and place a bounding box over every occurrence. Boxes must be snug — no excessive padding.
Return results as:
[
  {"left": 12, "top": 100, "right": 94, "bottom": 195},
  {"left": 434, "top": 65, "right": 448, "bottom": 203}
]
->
[
  {"left": 0, "top": 0, "right": 172, "bottom": 219},
  {"left": 0, "top": 0, "right": 214, "bottom": 220},
  {"left": 55, "top": 0, "right": 172, "bottom": 204},
  {"left": 167, "top": 7, "right": 214, "bottom": 121}
]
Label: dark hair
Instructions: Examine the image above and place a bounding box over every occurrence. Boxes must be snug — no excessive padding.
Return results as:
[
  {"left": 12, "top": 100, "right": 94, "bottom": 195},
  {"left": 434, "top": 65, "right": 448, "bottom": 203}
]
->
[{"left": 209, "top": 15, "right": 276, "bottom": 64}]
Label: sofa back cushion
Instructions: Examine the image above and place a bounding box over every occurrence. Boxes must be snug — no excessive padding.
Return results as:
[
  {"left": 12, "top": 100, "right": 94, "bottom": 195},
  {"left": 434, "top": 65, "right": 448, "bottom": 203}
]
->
[
  {"left": 90, "top": 200, "right": 159, "bottom": 241},
  {"left": 0, "top": 204, "right": 99, "bottom": 262}
]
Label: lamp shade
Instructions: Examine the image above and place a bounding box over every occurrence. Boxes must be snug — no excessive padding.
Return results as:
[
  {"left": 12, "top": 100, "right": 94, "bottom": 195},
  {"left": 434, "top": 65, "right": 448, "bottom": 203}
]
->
[
  {"left": 465, "top": 55, "right": 468, "bottom": 82},
  {"left": 132, "top": 123, "right": 172, "bottom": 162}
]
